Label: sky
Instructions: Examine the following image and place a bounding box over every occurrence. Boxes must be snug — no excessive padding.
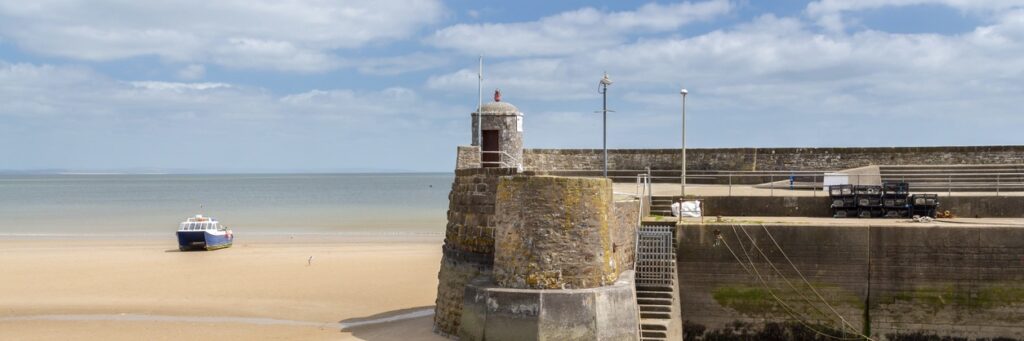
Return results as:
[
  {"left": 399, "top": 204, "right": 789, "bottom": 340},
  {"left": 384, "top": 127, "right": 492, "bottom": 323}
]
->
[{"left": 1, "top": 0, "right": 1022, "bottom": 173}]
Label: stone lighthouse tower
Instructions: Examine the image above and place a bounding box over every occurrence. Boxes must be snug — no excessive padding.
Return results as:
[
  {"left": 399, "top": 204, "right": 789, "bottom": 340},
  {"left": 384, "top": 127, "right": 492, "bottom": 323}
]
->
[{"left": 471, "top": 89, "right": 523, "bottom": 170}]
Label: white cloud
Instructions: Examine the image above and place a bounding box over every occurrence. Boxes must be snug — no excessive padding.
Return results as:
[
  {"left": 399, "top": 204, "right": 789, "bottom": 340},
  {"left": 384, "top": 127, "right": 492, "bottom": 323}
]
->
[
  {"left": 130, "top": 81, "right": 230, "bottom": 92},
  {"left": 176, "top": 64, "right": 205, "bottom": 80},
  {"left": 806, "top": 0, "right": 1024, "bottom": 32},
  {"left": 0, "top": 0, "right": 445, "bottom": 71},
  {"left": 0, "top": 61, "right": 462, "bottom": 124},
  {"left": 356, "top": 53, "right": 450, "bottom": 75},
  {"left": 0, "top": 60, "right": 472, "bottom": 171},
  {"left": 424, "top": 10, "right": 1024, "bottom": 148},
  {"left": 427, "top": 0, "right": 733, "bottom": 57}
]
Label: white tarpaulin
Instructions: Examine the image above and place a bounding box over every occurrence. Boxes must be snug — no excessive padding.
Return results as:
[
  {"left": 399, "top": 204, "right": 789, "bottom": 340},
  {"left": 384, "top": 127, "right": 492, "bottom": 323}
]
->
[
  {"left": 823, "top": 173, "right": 849, "bottom": 193},
  {"left": 671, "top": 200, "right": 702, "bottom": 217}
]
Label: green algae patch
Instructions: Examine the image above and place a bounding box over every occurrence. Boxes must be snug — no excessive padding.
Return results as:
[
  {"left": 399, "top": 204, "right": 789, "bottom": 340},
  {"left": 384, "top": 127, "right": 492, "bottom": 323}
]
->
[
  {"left": 713, "top": 285, "right": 777, "bottom": 315},
  {"left": 713, "top": 282, "right": 864, "bottom": 318},
  {"left": 883, "top": 283, "right": 1024, "bottom": 311},
  {"left": 975, "top": 285, "right": 1024, "bottom": 308}
]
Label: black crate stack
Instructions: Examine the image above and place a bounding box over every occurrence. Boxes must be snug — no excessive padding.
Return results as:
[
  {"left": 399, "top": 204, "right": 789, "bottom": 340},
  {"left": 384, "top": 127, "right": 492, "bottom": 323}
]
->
[
  {"left": 829, "top": 181, "right": 941, "bottom": 219},
  {"left": 882, "top": 182, "right": 910, "bottom": 218},
  {"left": 855, "top": 185, "right": 883, "bottom": 218},
  {"left": 829, "top": 184, "right": 857, "bottom": 218},
  {"left": 911, "top": 194, "right": 940, "bottom": 218}
]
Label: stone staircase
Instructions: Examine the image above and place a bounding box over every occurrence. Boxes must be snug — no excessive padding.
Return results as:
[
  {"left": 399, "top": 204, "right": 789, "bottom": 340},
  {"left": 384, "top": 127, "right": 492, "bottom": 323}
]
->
[
  {"left": 879, "top": 164, "right": 1024, "bottom": 192},
  {"left": 648, "top": 197, "right": 678, "bottom": 217},
  {"left": 635, "top": 225, "right": 682, "bottom": 341}
]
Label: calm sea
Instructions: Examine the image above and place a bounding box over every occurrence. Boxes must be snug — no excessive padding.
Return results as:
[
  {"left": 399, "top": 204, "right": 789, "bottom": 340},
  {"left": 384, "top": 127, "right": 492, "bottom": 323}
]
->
[{"left": 0, "top": 173, "right": 453, "bottom": 236}]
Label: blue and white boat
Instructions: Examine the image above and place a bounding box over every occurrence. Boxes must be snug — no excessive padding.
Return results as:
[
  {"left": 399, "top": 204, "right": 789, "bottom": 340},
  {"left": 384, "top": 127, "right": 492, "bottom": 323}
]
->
[{"left": 176, "top": 215, "right": 233, "bottom": 251}]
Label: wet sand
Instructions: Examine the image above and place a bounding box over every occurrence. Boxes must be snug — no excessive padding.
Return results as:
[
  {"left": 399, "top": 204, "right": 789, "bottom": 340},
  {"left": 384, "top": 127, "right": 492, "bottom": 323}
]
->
[{"left": 0, "top": 235, "right": 448, "bottom": 340}]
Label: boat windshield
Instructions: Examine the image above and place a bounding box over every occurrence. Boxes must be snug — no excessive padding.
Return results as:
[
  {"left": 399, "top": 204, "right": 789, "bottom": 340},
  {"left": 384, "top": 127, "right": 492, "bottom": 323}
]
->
[{"left": 179, "top": 220, "right": 220, "bottom": 231}]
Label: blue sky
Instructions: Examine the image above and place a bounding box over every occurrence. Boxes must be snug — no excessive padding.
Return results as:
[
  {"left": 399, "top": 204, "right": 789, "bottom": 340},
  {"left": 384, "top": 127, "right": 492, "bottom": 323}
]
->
[{"left": 1, "top": 0, "right": 1021, "bottom": 172}]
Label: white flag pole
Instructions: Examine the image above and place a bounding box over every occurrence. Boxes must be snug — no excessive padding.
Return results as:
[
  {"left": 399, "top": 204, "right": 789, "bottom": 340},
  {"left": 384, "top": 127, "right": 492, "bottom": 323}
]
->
[{"left": 477, "top": 55, "right": 483, "bottom": 146}]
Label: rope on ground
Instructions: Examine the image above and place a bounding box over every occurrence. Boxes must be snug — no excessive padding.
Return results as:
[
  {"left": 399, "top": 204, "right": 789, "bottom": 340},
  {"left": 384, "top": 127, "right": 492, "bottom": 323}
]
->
[
  {"left": 932, "top": 219, "right": 1024, "bottom": 227},
  {"left": 719, "top": 225, "right": 866, "bottom": 341},
  {"left": 759, "top": 224, "right": 876, "bottom": 341}
]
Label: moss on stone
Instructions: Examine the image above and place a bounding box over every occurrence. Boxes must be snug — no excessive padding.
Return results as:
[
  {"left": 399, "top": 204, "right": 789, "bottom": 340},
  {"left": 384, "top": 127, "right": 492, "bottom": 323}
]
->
[
  {"left": 713, "top": 282, "right": 864, "bottom": 320},
  {"left": 884, "top": 283, "right": 1024, "bottom": 311},
  {"left": 712, "top": 285, "right": 777, "bottom": 315},
  {"left": 975, "top": 285, "right": 1024, "bottom": 309}
]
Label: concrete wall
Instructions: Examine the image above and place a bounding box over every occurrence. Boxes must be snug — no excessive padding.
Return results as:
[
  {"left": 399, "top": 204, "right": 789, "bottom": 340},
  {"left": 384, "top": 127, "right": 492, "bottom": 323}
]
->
[
  {"left": 460, "top": 271, "right": 640, "bottom": 341},
  {"left": 699, "top": 196, "right": 834, "bottom": 217},
  {"left": 940, "top": 196, "right": 1024, "bottom": 218},
  {"left": 658, "top": 196, "right": 1024, "bottom": 218},
  {"left": 433, "top": 167, "right": 517, "bottom": 336},
  {"left": 493, "top": 176, "right": 618, "bottom": 289},
  {"left": 678, "top": 223, "right": 1024, "bottom": 340},
  {"left": 523, "top": 146, "right": 1024, "bottom": 172}
]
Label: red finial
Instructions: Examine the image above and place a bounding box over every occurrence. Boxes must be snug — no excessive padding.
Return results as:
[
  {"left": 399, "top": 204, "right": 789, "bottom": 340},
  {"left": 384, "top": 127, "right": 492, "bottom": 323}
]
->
[{"left": 494, "top": 88, "right": 501, "bottom": 102}]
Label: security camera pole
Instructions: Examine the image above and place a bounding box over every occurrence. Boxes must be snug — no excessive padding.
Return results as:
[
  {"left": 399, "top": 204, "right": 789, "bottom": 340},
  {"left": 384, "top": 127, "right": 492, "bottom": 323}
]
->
[
  {"left": 597, "top": 72, "right": 614, "bottom": 178},
  {"left": 680, "top": 87, "right": 688, "bottom": 198}
]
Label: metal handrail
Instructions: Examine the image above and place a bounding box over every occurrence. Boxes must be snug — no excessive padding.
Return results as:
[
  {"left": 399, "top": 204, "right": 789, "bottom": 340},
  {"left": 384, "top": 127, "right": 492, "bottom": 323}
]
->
[
  {"left": 538, "top": 170, "right": 1024, "bottom": 177},
  {"left": 574, "top": 169, "right": 1024, "bottom": 197},
  {"left": 479, "top": 150, "right": 522, "bottom": 169}
]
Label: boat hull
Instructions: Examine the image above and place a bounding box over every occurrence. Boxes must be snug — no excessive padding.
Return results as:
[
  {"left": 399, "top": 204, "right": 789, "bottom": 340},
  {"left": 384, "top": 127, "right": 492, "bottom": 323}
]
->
[{"left": 177, "top": 231, "right": 233, "bottom": 251}]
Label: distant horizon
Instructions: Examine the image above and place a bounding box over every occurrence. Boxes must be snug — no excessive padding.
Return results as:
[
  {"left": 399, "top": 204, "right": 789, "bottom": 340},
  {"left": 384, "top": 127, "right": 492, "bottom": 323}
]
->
[{"left": 0, "top": 169, "right": 449, "bottom": 175}]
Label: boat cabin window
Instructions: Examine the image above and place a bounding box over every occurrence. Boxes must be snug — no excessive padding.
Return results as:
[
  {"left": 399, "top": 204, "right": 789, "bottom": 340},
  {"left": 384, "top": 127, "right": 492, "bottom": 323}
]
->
[{"left": 180, "top": 220, "right": 221, "bottom": 231}]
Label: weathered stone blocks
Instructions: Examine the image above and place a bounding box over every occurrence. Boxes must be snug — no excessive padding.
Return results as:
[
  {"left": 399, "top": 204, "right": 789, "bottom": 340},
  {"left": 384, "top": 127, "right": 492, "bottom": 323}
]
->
[
  {"left": 433, "top": 167, "right": 517, "bottom": 336},
  {"left": 493, "top": 176, "right": 618, "bottom": 289},
  {"left": 523, "top": 146, "right": 1024, "bottom": 172}
]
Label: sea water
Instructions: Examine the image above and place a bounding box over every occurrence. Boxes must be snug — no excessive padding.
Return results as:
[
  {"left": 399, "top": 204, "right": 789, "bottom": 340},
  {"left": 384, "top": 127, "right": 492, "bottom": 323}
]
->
[{"left": 0, "top": 173, "right": 452, "bottom": 236}]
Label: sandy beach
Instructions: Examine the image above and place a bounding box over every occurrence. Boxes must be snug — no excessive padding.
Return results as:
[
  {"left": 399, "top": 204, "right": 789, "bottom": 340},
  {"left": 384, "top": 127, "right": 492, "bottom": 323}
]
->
[{"left": 0, "top": 235, "right": 448, "bottom": 340}]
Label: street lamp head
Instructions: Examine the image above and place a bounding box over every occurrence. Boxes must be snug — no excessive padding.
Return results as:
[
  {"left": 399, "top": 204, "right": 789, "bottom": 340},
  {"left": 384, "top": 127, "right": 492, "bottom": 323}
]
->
[
  {"left": 600, "top": 72, "right": 613, "bottom": 86},
  {"left": 680, "top": 88, "right": 688, "bottom": 95}
]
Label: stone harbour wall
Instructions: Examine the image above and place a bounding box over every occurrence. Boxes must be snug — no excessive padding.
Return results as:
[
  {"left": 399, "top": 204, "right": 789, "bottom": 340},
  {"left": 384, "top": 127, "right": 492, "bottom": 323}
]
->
[
  {"left": 678, "top": 223, "right": 1024, "bottom": 340},
  {"left": 492, "top": 176, "right": 618, "bottom": 289},
  {"left": 611, "top": 199, "right": 640, "bottom": 272},
  {"left": 433, "top": 167, "right": 517, "bottom": 336},
  {"left": 456, "top": 145, "right": 481, "bottom": 169},
  {"left": 523, "top": 145, "right": 1024, "bottom": 172}
]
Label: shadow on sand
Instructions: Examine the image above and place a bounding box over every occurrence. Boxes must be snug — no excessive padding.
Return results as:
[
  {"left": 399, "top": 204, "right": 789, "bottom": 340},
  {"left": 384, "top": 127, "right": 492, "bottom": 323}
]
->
[{"left": 340, "top": 306, "right": 445, "bottom": 341}]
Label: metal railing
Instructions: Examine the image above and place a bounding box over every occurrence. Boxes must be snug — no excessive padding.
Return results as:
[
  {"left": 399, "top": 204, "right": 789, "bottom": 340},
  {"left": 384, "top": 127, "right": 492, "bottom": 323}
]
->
[
  {"left": 635, "top": 225, "right": 676, "bottom": 287},
  {"left": 635, "top": 168, "right": 652, "bottom": 216},
  {"left": 479, "top": 150, "right": 522, "bottom": 169},
  {"left": 542, "top": 168, "right": 1024, "bottom": 197}
]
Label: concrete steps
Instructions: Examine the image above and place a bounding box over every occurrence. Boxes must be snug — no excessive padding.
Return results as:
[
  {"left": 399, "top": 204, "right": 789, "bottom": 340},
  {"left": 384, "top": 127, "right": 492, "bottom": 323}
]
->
[
  {"left": 880, "top": 164, "right": 1024, "bottom": 192},
  {"left": 635, "top": 225, "right": 682, "bottom": 341}
]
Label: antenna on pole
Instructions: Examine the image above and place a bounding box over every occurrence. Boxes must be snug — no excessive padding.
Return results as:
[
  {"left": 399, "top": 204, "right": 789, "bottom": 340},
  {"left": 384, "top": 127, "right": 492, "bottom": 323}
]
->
[{"left": 476, "top": 55, "right": 484, "bottom": 147}]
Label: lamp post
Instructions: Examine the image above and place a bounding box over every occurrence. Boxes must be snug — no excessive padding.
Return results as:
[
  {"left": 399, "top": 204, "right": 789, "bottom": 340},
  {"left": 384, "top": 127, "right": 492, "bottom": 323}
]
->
[
  {"left": 681, "top": 88, "right": 688, "bottom": 197},
  {"left": 598, "top": 72, "right": 614, "bottom": 178}
]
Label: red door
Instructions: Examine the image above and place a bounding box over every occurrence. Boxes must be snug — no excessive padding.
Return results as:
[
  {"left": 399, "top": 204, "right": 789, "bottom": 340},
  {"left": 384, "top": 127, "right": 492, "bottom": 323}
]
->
[{"left": 481, "top": 130, "right": 500, "bottom": 167}]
